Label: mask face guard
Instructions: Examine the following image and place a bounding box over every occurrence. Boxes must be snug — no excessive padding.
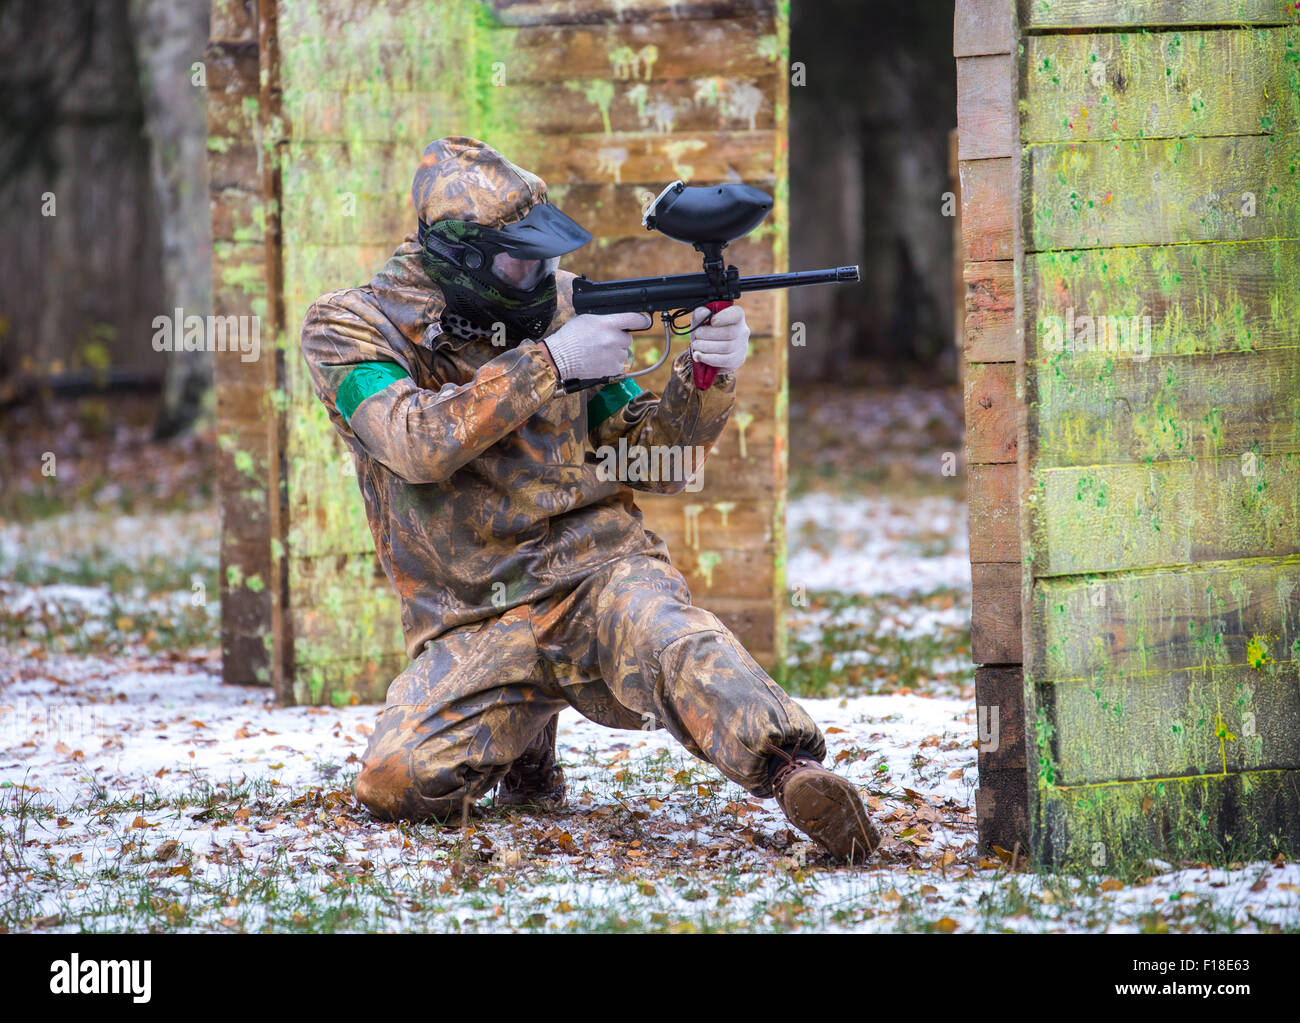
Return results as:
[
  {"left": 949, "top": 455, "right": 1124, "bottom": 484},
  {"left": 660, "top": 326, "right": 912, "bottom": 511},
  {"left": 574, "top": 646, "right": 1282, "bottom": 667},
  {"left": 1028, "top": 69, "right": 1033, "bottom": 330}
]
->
[
  {"left": 416, "top": 200, "right": 591, "bottom": 343},
  {"left": 492, "top": 251, "right": 560, "bottom": 291}
]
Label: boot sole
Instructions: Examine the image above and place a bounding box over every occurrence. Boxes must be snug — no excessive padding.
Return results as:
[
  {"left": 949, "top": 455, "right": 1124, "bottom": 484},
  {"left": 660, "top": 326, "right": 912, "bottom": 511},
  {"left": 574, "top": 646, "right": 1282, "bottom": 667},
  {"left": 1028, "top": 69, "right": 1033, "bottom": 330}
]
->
[{"left": 782, "top": 772, "right": 879, "bottom": 864}]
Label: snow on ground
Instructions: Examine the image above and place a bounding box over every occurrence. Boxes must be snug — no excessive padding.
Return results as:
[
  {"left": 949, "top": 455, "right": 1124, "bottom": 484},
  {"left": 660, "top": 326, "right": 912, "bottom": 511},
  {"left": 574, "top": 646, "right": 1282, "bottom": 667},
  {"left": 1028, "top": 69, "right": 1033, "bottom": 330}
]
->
[
  {"left": 0, "top": 656, "right": 984, "bottom": 932},
  {"left": 787, "top": 492, "right": 971, "bottom": 597},
  {"left": 2, "top": 495, "right": 1298, "bottom": 932}
]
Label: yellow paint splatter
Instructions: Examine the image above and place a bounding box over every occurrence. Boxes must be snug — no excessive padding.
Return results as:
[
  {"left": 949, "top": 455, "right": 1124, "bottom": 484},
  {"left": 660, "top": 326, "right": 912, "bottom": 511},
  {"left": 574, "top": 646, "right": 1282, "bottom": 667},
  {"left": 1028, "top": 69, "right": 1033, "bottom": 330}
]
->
[{"left": 1246, "top": 635, "right": 1271, "bottom": 669}]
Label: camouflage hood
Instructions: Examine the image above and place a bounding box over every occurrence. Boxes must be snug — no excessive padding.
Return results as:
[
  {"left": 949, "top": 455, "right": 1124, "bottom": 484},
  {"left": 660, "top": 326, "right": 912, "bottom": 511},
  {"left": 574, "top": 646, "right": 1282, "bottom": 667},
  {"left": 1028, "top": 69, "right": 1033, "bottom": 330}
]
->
[{"left": 411, "top": 135, "right": 548, "bottom": 230}]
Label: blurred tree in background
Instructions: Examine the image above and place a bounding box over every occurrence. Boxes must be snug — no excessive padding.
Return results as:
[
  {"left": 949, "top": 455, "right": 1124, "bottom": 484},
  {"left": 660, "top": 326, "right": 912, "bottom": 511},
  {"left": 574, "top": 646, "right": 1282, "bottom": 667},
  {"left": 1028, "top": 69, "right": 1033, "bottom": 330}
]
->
[
  {"left": 789, "top": 0, "right": 958, "bottom": 384},
  {"left": 0, "top": 0, "right": 210, "bottom": 437}
]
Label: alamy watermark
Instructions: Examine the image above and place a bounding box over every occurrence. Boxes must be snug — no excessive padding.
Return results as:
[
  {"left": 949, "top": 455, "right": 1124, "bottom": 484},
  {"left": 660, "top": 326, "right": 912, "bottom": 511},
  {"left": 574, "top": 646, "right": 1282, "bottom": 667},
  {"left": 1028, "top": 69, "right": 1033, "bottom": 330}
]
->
[
  {"left": 0, "top": 698, "right": 111, "bottom": 749},
  {"left": 50, "top": 955, "right": 151, "bottom": 1003},
  {"left": 593, "top": 437, "right": 707, "bottom": 493},
  {"left": 152, "top": 308, "right": 260, "bottom": 363},
  {"left": 1040, "top": 307, "right": 1152, "bottom": 361}
]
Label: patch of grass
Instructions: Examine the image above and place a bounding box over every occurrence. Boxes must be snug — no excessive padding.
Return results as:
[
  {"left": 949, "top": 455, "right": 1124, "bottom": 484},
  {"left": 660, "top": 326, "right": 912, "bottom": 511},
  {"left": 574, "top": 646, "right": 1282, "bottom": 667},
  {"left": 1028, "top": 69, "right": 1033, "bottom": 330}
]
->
[
  {"left": 5, "top": 549, "right": 212, "bottom": 594},
  {"left": 784, "top": 587, "right": 973, "bottom": 698}
]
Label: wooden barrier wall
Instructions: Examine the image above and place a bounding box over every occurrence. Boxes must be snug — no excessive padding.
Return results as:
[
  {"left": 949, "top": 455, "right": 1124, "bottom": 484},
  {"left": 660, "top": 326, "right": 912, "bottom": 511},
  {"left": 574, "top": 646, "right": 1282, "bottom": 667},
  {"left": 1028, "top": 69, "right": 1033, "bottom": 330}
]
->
[
  {"left": 960, "top": 0, "right": 1300, "bottom": 867},
  {"left": 955, "top": 0, "right": 1028, "bottom": 853},
  {"left": 209, "top": 0, "right": 791, "bottom": 704}
]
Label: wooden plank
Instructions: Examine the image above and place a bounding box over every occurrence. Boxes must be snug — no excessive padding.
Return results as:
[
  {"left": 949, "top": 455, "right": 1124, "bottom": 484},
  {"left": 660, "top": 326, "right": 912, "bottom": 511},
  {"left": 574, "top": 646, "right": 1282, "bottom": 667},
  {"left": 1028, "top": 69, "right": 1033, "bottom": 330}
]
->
[
  {"left": 1018, "top": 0, "right": 1296, "bottom": 30},
  {"left": 959, "top": 159, "right": 1014, "bottom": 261},
  {"left": 963, "top": 260, "right": 1016, "bottom": 362},
  {"left": 1028, "top": 240, "right": 1300, "bottom": 362},
  {"left": 976, "top": 767, "right": 1030, "bottom": 855},
  {"left": 1042, "top": 661, "right": 1300, "bottom": 786},
  {"left": 1034, "top": 346, "right": 1300, "bottom": 469},
  {"left": 957, "top": 55, "right": 1015, "bottom": 161},
  {"left": 1032, "top": 768, "right": 1300, "bottom": 871},
  {"left": 288, "top": 554, "right": 399, "bottom": 602},
  {"left": 209, "top": 188, "right": 265, "bottom": 244},
  {"left": 258, "top": 0, "right": 292, "bottom": 701},
  {"left": 976, "top": 665, "right": 1027, "bottom": 771},
  {"left": 964, "top": 362, "right": 1019, "bottom": 464},
  {"left": 211, "top": 241, "right": 266, "bottom": 316},
  {"left": 280, "top": 133, "right": 778, "bottom": 210},
  {"left": 955, "top": 0, "right": 1014, "bottom": 56},
  {"left": 496, "top": 16, "right": 780, "bottom": 84},
  {"left": 705, "top": 596, "right": 776, "bottom": 655},
  {"left": 1023, "top": 135, "right": 1300, "bottom": 252},
  {"left": 506, "top": 130, "right": 783, "bottom": 188},
  {"left": 1023, "top": 28, "right": 1300, "bottom": 144},
  {"left": 292, "top": 592, "right": 407, "bottom": 667},
  {"left": 491, "top": 0, "right": 776, "bottom": 26},
  {"left": 972, "top": 562, "right": 1022, "bottom": 664},
  {"left": 207, "top": 141, "right": 262, "bottom": 192},
  {"left": 204, "top": 49, "right": 260, "bottom": 139},
  {"left": 643, "top": 497, "right": 774, "bottom": 550},
  {"left": 284, "top": 414, "right": 377, "bottom": 560},
  {"left": 279, "top": 17, "right": 779, "bottom": 91},
  {"left": 968, "top": 463, "right": 1020, "bottom": 563},
  {"left": 211, "top": 0, "right": 258, "bottom": 43},
  {"left": 292, "top": 653, "right": 408, "bottom": 706},
  {"left": 1030, "top": 453, "right": 1300, "bottom": 577},
  {"left": 633, "top": 444, "right": 780, "bottom": 500},
  {"left": 1029, "top": 555, "right": 1300, "bottom": 682},
  {"left": 277, "top": 191, "right": 784, "bottom": 272},
  {"left": 597, "top": 544, "right": 774, "bottom": 601},
  {"left": 285, "top": 76, "right": 781, "bottom": 141},
  {"left": 211, "top": 220, "right": 273, "bottom": 690},
  {"left": 219, "top": 617, "right": 274, "bottom": 686},
  {"left": 281, "top": 245, "right": 394, "bottom": 327},
  {"left": 1015, "top": 0, "right": 1300, "bottom": 871}
]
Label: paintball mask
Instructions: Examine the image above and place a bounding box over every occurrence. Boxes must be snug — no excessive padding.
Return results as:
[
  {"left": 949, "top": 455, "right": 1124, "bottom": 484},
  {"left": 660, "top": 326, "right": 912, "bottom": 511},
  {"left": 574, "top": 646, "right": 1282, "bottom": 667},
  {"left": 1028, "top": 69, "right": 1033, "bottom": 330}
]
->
[{"left": 418, "top": 199, "right": 592, "bottom": 344}]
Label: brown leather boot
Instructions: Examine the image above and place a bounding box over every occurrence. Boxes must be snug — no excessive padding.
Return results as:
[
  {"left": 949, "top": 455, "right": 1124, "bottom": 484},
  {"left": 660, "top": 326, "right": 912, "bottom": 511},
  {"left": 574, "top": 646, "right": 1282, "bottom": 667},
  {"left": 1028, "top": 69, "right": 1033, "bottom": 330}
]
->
[
  {"left": 767, "top": 742, "right": 879, "bottom": 864},
  {"left": 495, "top": 715, "right": 566, "bottom": 809}
]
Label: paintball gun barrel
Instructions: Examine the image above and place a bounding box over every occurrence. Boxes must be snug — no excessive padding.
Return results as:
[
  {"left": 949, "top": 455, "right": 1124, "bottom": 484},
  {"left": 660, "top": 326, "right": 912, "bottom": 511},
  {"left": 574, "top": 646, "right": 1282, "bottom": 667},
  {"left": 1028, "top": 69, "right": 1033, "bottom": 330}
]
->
[{"left": 565, "top": 180, "right": 860, "bottom": 393}]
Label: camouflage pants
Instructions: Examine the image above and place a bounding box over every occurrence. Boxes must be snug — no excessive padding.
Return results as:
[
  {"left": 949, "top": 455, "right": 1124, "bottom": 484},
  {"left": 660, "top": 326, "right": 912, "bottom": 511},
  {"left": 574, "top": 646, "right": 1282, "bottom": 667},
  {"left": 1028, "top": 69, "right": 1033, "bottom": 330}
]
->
[{"left": 354, "top": 553, "right": 825, "bottom": 821}]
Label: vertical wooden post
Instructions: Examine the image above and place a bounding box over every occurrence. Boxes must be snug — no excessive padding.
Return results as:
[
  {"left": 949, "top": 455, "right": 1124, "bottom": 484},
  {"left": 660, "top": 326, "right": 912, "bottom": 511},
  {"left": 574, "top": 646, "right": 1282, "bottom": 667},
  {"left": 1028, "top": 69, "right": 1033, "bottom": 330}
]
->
[
  {"left": 209, "top": 0, "right": 275, "bottom": 688},
  {"left": 955, "top": 0, "right": 1028, "bottom": 854}
]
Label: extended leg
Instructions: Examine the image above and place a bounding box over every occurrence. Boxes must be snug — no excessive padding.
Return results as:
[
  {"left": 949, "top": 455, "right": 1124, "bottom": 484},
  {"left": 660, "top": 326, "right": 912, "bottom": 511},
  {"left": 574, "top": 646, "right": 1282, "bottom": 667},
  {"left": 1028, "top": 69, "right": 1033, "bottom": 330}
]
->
[
  {"left": 533, "top": 553, "right": 878, "bottom": 861},
  {"left": 534, "top": 553, "right": 823, "bottom": 796}
]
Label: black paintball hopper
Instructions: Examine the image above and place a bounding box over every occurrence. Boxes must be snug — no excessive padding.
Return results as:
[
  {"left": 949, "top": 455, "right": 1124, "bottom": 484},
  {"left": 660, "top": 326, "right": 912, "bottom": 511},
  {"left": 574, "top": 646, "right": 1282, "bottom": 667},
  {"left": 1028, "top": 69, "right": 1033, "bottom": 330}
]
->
[
  {"left": 480, "top": 200, "right": 593, "bottom": 260},
  {"left": 643, "top": 180, "right": 773, "bottom": 245}
]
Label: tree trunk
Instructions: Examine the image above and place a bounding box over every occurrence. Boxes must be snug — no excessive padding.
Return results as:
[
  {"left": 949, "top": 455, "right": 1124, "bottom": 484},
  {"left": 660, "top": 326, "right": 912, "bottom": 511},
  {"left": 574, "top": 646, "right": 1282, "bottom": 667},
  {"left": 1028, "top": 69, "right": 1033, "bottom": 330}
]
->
[{"left": 126, "top": 0, "right": 213, "bottom": 438}]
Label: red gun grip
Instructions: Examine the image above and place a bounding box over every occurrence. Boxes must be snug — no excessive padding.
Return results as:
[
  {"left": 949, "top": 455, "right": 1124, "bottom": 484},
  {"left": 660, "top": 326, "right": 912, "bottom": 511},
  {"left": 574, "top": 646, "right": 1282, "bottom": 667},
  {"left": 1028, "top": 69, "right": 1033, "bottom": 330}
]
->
[{"left": 692, "top": 299, "right": 733, "bottom": 390}]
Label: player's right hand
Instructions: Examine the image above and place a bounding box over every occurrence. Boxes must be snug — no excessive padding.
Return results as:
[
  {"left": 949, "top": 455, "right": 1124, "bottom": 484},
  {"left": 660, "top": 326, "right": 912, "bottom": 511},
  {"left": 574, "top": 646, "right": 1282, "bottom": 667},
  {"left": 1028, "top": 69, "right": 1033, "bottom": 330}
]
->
[{"left": 541, "top": 311, "right": 653, "bottom": 383}]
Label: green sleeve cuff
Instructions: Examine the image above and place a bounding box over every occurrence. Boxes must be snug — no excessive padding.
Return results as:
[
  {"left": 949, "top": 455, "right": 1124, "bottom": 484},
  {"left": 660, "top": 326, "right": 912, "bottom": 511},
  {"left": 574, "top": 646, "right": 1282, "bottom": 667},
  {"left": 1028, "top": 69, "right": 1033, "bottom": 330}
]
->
[
  {"left": 586, "top": 377, "right": 643, "bottom": 431},
  {"left": 337, "top": 361, "right": 411, "bottom": 422}
]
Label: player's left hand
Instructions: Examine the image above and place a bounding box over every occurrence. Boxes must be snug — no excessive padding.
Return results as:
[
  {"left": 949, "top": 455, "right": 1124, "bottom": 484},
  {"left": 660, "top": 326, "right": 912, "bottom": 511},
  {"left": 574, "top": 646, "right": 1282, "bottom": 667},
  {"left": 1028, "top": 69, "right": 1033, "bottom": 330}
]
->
[{"left": 688, "top": 304, "right": 750, "bottom": 372}]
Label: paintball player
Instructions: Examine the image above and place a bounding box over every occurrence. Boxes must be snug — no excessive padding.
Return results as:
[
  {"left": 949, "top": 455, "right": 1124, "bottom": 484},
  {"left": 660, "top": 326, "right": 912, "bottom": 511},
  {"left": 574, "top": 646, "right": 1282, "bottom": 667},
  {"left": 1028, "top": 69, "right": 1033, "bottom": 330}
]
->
[{"left": 299, "top": 136, "right": 879, "bottom": 863}]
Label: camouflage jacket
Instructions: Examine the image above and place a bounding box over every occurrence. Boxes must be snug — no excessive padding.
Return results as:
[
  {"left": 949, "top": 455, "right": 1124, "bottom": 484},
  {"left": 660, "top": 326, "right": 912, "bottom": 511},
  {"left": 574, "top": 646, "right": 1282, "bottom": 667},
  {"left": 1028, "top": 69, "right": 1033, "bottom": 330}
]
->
[{"left": 300, "top": 238, "right": 737, "bottom": 658}]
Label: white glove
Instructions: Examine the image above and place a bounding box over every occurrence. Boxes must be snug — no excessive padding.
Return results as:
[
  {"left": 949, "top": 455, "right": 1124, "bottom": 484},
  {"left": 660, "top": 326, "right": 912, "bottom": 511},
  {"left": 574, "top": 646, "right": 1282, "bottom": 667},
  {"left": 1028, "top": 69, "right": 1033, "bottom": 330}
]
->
[
  {"left": 542, "top": 311, "right": 652, "bottom": 383},
  {"left": 688, "top": 304, "right": 750, "bottom": 372}
]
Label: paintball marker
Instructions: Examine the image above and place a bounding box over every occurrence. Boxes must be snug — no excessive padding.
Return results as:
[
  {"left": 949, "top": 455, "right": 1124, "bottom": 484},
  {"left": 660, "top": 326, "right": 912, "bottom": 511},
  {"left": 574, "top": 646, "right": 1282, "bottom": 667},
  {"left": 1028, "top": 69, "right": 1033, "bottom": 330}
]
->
[{"left": 564, "top": 180, "right": 860, "bottom": 393}]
